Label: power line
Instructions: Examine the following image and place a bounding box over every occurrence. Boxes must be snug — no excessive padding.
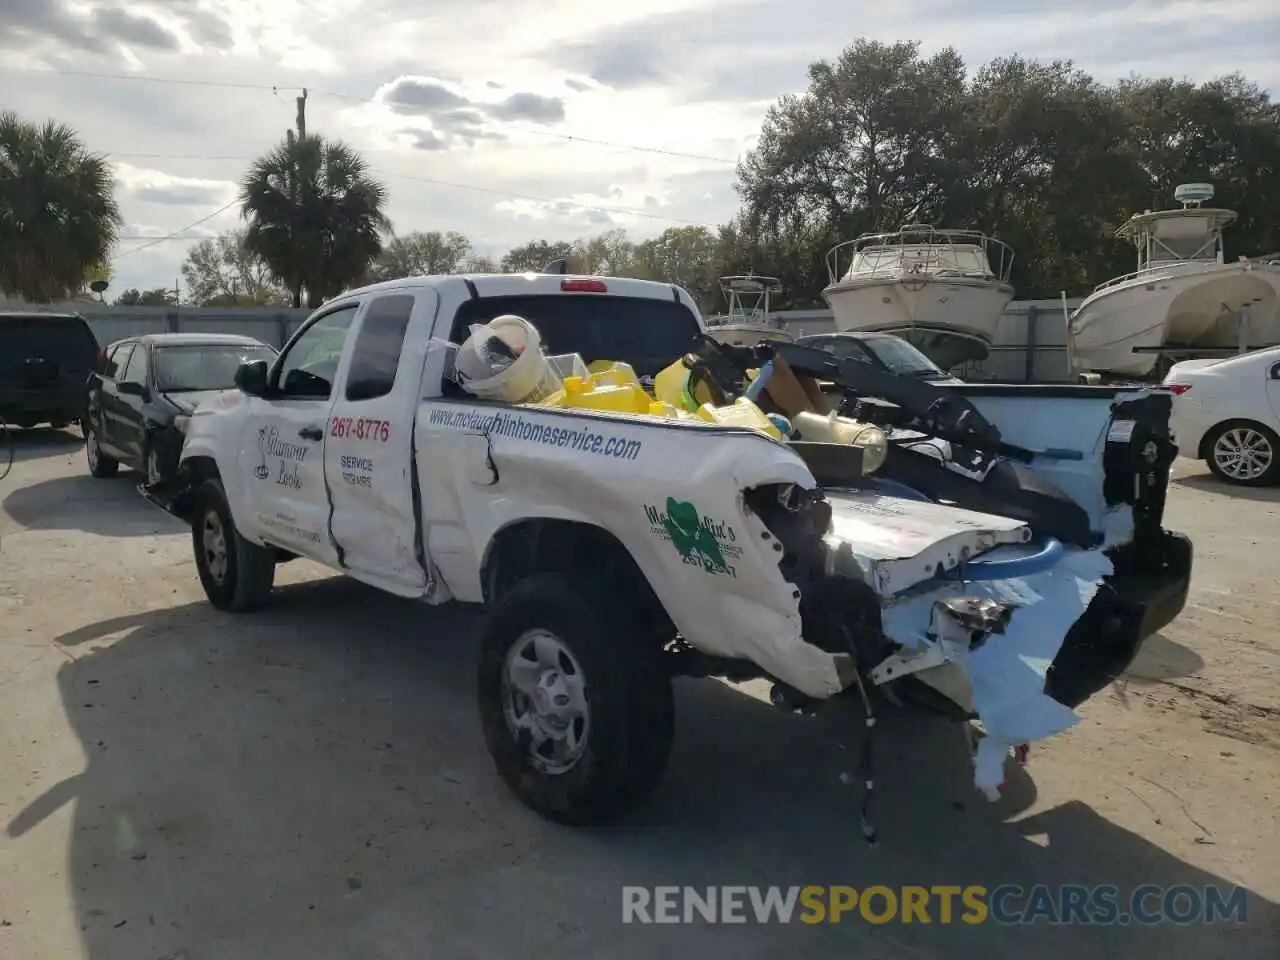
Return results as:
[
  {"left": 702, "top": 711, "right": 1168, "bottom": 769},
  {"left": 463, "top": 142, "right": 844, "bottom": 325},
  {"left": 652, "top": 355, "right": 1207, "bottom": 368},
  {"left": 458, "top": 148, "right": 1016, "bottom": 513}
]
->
[
  {"left": 105, "top": 153, "right": 710, "bottom": 231},
  {"left": 2, "top": 64, "right": 740, "bottom": 165},
  {"left": 114, "top": 198, "right": 241, "bottom": 257},
  {"left": 0, "top": 65, "right": 296, "bottom": 94}
]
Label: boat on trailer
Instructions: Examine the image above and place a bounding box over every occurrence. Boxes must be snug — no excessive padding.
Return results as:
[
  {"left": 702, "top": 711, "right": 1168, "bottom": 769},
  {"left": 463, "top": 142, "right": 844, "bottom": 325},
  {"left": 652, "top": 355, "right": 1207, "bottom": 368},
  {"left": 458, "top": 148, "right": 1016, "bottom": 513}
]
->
[
  {"left": 703, "top": 275, "right": 795, "bottom": 348},
  {"left": 1067, "top": 183, "right": 1280, "bottom": 380},
  {"left": 821, "top": 224, "right": 1016, "bottom": 370}
]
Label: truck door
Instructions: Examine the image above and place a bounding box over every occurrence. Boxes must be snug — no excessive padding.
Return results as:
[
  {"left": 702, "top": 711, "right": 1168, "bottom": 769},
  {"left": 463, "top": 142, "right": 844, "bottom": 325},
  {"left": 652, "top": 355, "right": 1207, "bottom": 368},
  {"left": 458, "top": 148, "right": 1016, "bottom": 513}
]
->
[
  {"left": 323, "top": 290, "right": 439, "bottom": 595},
  {"left": 240, "top": 303, "right": 361, "bottom": 563}
]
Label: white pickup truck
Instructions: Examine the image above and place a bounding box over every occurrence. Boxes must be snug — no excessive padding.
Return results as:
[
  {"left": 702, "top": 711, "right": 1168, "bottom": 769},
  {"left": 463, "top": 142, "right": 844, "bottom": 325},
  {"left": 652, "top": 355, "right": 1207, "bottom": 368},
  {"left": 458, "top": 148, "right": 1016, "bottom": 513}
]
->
[{"left": 144, "top": 272, "right": 1192, "bottom": 827}]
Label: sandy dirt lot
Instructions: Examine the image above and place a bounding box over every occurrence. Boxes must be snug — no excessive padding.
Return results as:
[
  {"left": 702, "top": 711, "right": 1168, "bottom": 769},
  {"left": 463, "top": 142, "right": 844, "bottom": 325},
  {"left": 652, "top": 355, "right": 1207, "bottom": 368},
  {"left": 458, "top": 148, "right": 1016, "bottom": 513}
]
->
[{"left": 0, "top": 427, "right": 1277, "bottom": 959}]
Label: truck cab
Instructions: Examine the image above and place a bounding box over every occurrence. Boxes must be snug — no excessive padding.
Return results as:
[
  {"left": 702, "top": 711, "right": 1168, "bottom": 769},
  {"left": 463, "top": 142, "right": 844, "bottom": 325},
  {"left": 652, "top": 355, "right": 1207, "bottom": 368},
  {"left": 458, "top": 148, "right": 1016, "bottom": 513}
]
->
[{"left": 154, "top": 273, "right": 705, "bottom": 598}]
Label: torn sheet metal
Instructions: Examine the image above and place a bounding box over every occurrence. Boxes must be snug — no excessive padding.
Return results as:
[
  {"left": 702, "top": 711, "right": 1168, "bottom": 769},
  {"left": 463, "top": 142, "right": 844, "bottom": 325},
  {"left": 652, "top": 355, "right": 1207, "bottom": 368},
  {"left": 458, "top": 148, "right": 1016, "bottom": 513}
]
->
[
  {"left": 878, "top": 544, "right": 1113, "bottom": 795},
  {"left": 822, "top": 491, "right": 1032, "bottom": 596}
]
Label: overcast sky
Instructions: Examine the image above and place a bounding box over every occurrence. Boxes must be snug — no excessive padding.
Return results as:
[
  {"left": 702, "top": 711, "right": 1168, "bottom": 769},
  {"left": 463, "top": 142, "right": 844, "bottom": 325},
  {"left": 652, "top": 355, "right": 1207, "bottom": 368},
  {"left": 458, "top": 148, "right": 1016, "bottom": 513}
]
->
[{"left": 2, "top": 0, "right": 1276, "bottom": 295}]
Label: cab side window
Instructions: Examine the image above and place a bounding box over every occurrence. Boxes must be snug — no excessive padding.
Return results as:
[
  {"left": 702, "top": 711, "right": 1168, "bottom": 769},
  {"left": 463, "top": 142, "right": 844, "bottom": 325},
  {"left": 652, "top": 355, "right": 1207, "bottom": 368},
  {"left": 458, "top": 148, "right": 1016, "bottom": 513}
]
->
[
  {"left": 275, "top": 305, "right": 359, "bottom": 400},
  {"left": 346, "top": 295, "right": 415, "bottom": 401},
  {"left": 121, "top": 345, "right": 149, "bottom": 386},
  {"left": 1270, "top": 362, "right": 1280, "bottom": 381}
]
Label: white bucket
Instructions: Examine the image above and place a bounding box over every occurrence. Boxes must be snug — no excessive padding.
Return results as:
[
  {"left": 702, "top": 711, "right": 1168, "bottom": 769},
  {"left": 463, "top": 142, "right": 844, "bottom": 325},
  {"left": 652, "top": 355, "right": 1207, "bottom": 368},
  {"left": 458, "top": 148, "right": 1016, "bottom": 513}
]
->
[{"left": 454, "top": 315, "right": 562, "bottom": 403}]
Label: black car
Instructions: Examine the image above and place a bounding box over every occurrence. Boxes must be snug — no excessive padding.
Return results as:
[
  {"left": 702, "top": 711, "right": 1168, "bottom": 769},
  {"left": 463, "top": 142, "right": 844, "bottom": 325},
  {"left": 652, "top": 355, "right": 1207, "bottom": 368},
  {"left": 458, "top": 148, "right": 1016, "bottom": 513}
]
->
[
  {"left": 84, "top": 333, "right": 278, "bottom": 482},
  {"left": 795, "top": 332, "right": 965, "bottom": 384},
  {"left": 0, "top": 311, "right": 102, "bottom": 429}
]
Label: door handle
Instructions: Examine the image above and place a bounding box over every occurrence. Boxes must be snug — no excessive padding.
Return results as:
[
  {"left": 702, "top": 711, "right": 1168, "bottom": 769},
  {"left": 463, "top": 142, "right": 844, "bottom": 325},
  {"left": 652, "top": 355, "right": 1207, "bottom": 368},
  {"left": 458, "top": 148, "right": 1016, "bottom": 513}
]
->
[{"left": 298, "top": 425, "right": 324, "bottom": 441}]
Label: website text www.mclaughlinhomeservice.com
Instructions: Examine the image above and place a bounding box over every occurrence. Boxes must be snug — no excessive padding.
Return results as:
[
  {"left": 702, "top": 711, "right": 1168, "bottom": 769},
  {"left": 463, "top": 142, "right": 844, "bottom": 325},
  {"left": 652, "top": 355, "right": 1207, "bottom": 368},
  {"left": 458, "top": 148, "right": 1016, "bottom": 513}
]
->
[
  {"left": 621, "top": 884, "right": 1249, "bottom": 926},
  {"left": 428, "top": 406, "right": 643, "bottom": 461}
]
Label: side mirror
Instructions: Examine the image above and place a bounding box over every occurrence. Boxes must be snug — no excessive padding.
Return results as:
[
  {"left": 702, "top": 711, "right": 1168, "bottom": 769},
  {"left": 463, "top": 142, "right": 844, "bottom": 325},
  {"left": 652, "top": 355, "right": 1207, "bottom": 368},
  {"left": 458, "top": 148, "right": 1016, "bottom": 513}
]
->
[
  {"left": 117, "top": 381, "right": 148, "bottom": 398},
  {"left": 235, "top": 359, "right": 270, "bottom": 397}
]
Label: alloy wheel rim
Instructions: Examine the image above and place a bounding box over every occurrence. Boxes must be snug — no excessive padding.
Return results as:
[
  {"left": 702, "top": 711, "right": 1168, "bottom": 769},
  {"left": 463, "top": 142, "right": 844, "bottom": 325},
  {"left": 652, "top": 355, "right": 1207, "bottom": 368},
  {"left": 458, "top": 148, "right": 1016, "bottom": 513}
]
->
[
  {"left": 202, "top": 510, "right": 228, "bottom": 583},
  {"left": 86, "top": 429, "right": 99, "bottom": 469},
  {"left": 501, "top": 628, "right": 590, "bottom": 774},
  {"left": 1213, "top": 427, "right": 1273, "bottom": 481}
]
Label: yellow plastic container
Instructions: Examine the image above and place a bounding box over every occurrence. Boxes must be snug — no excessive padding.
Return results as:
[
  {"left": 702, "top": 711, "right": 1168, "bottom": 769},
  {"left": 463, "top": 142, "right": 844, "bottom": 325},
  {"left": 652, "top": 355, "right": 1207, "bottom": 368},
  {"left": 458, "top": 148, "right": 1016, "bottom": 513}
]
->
[
  {"left": 555, "top": 375, "right": 654, "bottom": 414},
  {"left": 652, "top": 359, "right": 693, "bottom": 410},
  {"left": 586, "top": 360, "right": 641, "bottom": 388},
  {"left": 652, "top": 358, "right": 724, "bottom": 412},
  {"left": 695, "top": 397, "right": 782, "bottom": 439}
]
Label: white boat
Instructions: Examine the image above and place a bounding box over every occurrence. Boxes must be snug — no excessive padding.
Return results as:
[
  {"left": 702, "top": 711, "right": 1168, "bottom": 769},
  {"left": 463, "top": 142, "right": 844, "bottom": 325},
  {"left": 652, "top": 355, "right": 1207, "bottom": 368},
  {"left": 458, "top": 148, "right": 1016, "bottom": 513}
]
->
[
  {"left": 822, "top": 224, "right": 1015, "bottom": 369},
  {"left": 1067, "top": 183, "right": 1280, "bottom": 379},
  {"left": 703, "top": 275, "right": 795, "bottom": 347}
]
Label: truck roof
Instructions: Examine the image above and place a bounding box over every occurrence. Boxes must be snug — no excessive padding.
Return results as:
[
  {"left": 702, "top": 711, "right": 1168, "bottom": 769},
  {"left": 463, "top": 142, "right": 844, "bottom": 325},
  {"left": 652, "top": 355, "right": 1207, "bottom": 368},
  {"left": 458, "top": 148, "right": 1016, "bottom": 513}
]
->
[{"left": 329, "top": 273, "right": 691, "bottom": 307}]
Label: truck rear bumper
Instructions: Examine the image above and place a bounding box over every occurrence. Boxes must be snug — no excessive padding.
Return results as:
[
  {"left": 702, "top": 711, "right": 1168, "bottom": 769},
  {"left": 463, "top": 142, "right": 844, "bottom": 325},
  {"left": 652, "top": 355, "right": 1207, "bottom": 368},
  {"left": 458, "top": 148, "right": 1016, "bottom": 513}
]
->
[{"left": 1043, "top": 531, "right": 1193, "bottom": 709}]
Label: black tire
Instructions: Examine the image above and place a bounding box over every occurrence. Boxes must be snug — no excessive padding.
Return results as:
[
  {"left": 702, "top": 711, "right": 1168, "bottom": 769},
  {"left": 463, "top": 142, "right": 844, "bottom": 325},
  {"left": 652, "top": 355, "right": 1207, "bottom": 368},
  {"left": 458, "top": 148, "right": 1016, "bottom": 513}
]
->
[
  {"left": 192, "top": 478, "right": 276, "bottom": 611},
  {"left": 1203, "top": 420, "right": 1280, "bottom": 487},
  {"left": 478, "top": 573, "right": 674, "bottom": 825},
  {"left": 84, "top": 422, "right": 119, "bottom": 478}
]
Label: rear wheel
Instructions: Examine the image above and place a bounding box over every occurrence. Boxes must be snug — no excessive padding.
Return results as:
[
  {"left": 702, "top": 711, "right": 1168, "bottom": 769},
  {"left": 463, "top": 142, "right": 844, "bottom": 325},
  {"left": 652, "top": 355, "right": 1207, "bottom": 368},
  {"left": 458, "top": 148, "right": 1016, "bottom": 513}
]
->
[
  {"left": 192, "top": 478, "right": 276, "bottom": 611},
  {"left": 478, "top": 573, "right": 674, "bottom": 825},
  {"left": 84, "top": 423, "right": 119, "bottom": 478},
  {"left": 1205, "top": 420, "right": 1279, "bottom": 486}
]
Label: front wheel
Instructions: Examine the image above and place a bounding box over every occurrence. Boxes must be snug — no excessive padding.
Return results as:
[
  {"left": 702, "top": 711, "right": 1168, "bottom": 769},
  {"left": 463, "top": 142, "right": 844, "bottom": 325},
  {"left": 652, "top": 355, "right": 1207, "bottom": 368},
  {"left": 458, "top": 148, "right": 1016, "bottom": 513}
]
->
[
  {"left": 478, "top": 573, "right": 674, "bottom": 825},
  {"left": 1205, "top": 420, "right": 1280, "bottom": 486},
  {"left": 192, "top": 478, "right": 276, "bottom": 611}
]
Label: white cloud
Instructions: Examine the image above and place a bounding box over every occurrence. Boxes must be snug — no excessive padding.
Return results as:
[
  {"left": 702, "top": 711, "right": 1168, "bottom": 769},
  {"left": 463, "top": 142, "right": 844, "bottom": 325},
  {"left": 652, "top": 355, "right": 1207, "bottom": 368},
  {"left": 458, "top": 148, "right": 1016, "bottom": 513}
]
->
[
  {"left": 113, "top": 163, "right": 237, "bottom": 207},
  {"left": 0, "top": 0, "right": 1273, "bottom": 295}
]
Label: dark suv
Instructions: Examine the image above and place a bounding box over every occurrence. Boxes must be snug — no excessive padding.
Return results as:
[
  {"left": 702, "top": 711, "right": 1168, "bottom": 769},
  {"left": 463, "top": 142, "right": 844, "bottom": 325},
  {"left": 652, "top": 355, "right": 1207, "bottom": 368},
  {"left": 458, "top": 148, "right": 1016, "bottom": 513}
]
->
[{"left": 0, "top": 311, "right": 101, "bottom": 429}]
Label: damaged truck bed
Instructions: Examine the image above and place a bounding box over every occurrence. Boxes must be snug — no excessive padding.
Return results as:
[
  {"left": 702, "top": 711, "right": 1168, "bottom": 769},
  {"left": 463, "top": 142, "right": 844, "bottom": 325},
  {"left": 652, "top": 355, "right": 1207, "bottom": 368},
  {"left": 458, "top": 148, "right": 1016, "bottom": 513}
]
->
[
  {"left": 146, "top": 272, "right": 1192, "bottom": 827},
  {"left": 735, "top": 341, "right": 1191, "bottom": 798}
]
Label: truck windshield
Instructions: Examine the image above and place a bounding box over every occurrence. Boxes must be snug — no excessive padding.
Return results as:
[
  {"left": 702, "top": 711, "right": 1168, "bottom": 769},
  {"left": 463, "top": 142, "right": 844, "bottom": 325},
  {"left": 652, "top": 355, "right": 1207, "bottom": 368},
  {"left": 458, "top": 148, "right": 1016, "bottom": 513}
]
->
[
  {"left": 154, "top": 343, "right": 277, "bottom": 392},
  {"left": 452, "top": 294, "right": 701, "bottom": 377}
]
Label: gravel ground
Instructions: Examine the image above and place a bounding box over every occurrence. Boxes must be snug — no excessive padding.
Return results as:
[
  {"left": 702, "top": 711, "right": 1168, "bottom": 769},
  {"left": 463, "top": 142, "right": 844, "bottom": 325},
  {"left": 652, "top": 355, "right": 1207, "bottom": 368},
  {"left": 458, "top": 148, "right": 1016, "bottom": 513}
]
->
[{"left": 0, "top": 427, "right": 1277, "bottom": 960}]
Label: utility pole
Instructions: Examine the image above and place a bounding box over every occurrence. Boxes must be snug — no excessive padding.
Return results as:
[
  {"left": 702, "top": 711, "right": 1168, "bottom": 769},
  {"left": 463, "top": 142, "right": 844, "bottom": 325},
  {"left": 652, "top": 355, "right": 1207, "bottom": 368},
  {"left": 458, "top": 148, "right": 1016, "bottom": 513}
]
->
[{"left": 296, "top": 88, "right": 307, "bottom": 140}]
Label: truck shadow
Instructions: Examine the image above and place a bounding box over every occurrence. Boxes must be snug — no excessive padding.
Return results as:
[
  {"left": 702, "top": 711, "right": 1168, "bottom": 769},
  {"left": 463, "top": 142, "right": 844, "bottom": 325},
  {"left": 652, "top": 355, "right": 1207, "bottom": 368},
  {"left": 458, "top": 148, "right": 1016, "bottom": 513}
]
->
[
  {"left": 1123, "top": 632, "right": 1205, "bottom": 684},
  {"left": 1, "top": 473, "right": 180, "bottom": 538},
  {"left": 4, "top": 425, "right": 85, "bottom": 464},
  {"left": 8, "top": 578, "right": 1274, "bottom": 960}
]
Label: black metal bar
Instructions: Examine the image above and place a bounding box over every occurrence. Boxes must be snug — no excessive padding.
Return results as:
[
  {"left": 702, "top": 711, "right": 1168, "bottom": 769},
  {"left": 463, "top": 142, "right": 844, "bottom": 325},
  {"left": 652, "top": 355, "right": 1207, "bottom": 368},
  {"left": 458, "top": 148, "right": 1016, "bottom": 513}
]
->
[{"left": 1023, "top": 305, "right": 1038, "bottom": 382}]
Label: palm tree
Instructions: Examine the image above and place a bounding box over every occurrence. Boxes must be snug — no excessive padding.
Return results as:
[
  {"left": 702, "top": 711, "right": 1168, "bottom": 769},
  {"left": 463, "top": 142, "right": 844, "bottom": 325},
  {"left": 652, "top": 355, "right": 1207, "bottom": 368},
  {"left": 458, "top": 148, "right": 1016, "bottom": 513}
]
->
[
  {"left": 240, "top": 133, "right": 390, "bottom": 308},
  {"left": 0, "top": 112, "right": 122, "bottom": 302}
]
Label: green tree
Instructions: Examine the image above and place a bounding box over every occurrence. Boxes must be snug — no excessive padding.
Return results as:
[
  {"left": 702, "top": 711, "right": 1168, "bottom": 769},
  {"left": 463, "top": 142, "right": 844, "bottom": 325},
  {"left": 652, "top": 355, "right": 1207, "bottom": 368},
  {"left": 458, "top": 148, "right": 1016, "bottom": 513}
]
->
[
  {"left": 1115, "top": 74, "right": 1280, "bottom": 260},
  {"left": 240, "top": 133, "right": 390, "bottom": 308},
  {"left": 631, "top": 226, "right": 719, "bottom": 308},
  {"left": 181, "top": 228, "right": 291, "bottom": 306},
  {"left": 365, "top": 230, "right": 473, "bottom": 281},
  {"left": 500, "top": 239, "right": 574, "bottom": 273},
  {"left": 0, "top": 112, "right": 123, "bottom": 302},
  {"left": 115, "top": 287, "right": 178, "bottom": 305},
  {"left": 946, "top": 56, "right": 1140, "bottom": 297},
  {"left": 571, "top": 228, "right": 634, "bottom": 275},
  {"left": 738, "top": 39, "right": 968, "bottom": 239},
  {"left": 735, "top": 40, "right": 1280, "bottom": 301}
]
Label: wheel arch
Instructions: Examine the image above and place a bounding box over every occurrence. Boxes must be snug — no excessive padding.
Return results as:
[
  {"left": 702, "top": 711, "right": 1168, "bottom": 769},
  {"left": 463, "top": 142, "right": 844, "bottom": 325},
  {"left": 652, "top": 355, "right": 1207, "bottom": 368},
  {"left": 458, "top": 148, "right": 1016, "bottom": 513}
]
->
[{"left": 480, "top": 518, "right": 674, "bottom": 642}]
